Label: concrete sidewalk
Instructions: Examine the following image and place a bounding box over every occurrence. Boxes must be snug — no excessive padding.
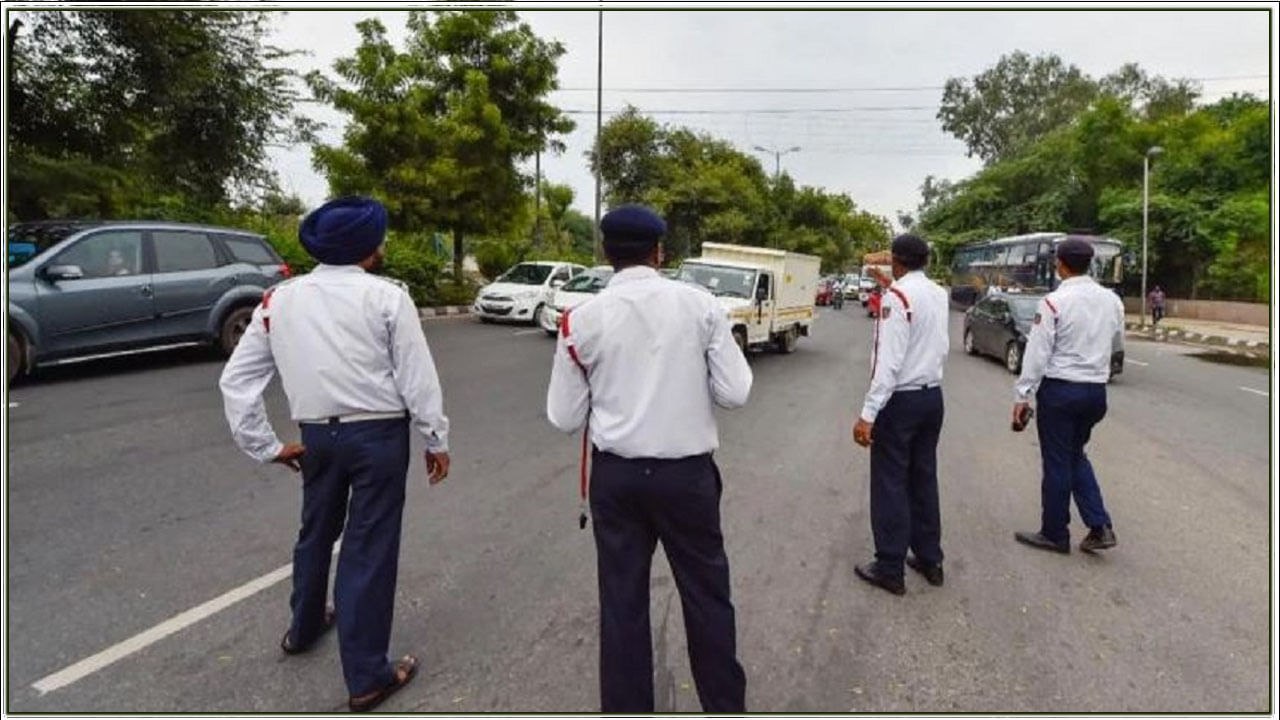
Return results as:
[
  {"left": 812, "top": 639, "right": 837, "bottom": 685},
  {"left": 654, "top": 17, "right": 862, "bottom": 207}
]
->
[{"left": 1126, "top": 313, "right": 1271, "bottom": 356}]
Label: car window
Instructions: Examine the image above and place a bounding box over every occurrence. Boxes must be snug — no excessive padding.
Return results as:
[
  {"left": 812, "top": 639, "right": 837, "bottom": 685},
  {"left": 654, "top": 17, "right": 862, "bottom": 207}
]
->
[
  {"left": 223, "top": 236, "right": 277, "bottom": 265},
  {"left": 551, "top": 267, "right": 572, "bottom": 282},
  {"left": 154, "top": 231, "right": 218, "bottom": 273},
  {"left": 497, "top": 263, "right": 554, "bottom": 285},
  {"left": 52, "top": 230, "right": 144, "bottom": 279}
]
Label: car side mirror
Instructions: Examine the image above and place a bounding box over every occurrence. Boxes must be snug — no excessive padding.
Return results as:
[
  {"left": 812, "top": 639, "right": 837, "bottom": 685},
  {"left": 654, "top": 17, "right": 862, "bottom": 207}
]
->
[
  {"left": 550, "top": 278, "right": 565, "bottom": 289},
  {"left": 44, "top": 264, "right": 85, "bottom": 281},
  {"left": 755, "top": 285, "right": 769, "bottom": 302}
]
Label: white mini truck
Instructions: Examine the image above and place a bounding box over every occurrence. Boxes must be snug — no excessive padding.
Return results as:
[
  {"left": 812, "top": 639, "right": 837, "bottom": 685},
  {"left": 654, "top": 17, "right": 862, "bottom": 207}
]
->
[{"left": 678, "top": 243, "right": 821, "bottom": 354}]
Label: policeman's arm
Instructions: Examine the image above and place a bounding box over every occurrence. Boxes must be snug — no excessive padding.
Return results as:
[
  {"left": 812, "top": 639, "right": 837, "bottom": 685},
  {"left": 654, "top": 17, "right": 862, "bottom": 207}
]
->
[
  {"left": 389, "top": 291, "right": 450, "bottom": 453},
  {"left": 218, "top": 305, "right": 283, "bottom": 463},
  {"left": 546, "top": 324, "right": 590, "bottom": 433},
  {"left": 1113, "top": 294, "right": 1127, "bottom": 354},
  {"left": 1014, "top": 298, "right": 1057, "bottom": 400},
  {"left": 859, "top": 295, "right": 909, "bottom": 423},
  {"left": 706, "top": 306, "right": 753, "bottom": 408}
]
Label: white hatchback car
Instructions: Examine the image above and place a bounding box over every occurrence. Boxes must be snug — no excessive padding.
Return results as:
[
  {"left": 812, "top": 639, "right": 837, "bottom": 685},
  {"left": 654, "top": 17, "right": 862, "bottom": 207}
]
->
[
  {"left": 474, "top": 261, "right": 587, "bottom": 326},
  {"left": 540, "top": 265, "right": 614, "bottom": 336}
]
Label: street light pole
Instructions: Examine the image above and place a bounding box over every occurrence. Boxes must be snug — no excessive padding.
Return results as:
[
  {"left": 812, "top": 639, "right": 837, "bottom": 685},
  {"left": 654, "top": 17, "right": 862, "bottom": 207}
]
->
[
  {"left": 1140, "top": 146, "right": 1163, "bottom": 328},
  {"left": 592, "top": 9, "right": 604, "bottom": 264},
  {"left": 752, "top": 144, "right": 801, "bottom": 181}
]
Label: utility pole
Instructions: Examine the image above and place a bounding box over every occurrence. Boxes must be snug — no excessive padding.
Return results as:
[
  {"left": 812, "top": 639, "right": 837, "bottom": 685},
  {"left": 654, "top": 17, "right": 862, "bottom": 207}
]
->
[
  {"left": 752, "top": 144, "right": 801, "bottom": 181},
  {"left": 592, "top": 9, "right": 604, "bottom": 263},
  {"left": 1140, "top": 146, "right": 1163, "bottom": 328},
  {"left": 534, "top": 111, "right": 541, "bottom": 249}
]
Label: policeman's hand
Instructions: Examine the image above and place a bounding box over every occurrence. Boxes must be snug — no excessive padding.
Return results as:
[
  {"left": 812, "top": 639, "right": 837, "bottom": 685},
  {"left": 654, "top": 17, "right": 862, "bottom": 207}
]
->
[
  {"left": 853, "top": 418, "right": 874, "bottom": 448},
  {"left": 1011, "top": 402, "right": 1032, "bottom": 432},
  {"left": 272, "top": 443, "right": 306, "bottom": 472},
  {"left": 426, "top": 451, "right": 450, "bottom": 485}
]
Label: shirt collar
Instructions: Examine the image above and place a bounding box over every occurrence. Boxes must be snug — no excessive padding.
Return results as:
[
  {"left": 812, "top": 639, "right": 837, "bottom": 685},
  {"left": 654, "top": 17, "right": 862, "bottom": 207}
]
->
[
  {"left": 1060, "top": 275, "right": 1092, "bottom": 287},
  {"left": 608, "top": 266, "right": 659, "bottom": 286},
  {"left": 311, "top": 264, "right": 367, "bottom": 274}
]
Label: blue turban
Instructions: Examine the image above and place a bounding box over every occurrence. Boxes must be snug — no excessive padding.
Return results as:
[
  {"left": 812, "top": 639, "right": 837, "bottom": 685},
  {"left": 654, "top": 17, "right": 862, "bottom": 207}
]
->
[
  {"left": 601, "top": 204, "right": 666, "bottom": 257},
  {"left": 299, "top": 196, "right": 388, "bottom": 265}
]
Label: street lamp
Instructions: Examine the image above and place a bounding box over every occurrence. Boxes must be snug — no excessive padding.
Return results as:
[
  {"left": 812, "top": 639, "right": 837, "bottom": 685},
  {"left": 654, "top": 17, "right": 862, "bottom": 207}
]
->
[
  {"left": 1140, "top": 145, "right": 1163, "bottom": 328},
  {"left": 752, "top": 145, "right": 801, "bottom": 179}
]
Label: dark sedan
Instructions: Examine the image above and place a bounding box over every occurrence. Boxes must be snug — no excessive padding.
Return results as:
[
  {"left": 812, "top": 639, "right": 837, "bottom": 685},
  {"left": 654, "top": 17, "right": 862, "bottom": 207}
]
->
[{"left": 962, "top": 293, "right": 1123, "bottom": 379}]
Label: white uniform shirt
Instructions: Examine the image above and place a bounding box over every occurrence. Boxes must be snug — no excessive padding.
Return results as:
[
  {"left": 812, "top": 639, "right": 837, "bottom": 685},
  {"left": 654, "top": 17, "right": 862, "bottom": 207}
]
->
[
  {"left": 546, "top": 266, "right": 753, "bottom": 459},
  {"left": 219, "top": 264, "right": 450, "bottom": 462},
  {"left": 860, "top": 270, "right": 950, "bottom": 423},
  {"left": 1014, "top": 276, "right": 1125, "bottom": 399}
]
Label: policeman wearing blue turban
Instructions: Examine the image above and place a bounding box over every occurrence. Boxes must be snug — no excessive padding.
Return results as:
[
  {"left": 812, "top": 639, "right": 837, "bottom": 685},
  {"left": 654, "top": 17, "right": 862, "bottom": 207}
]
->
[
  {"left": 221, "top": 196, "right": 451, "bottom": 711},
  {"left": 547, "top": 204, "right": 754, "bottom": 712}
]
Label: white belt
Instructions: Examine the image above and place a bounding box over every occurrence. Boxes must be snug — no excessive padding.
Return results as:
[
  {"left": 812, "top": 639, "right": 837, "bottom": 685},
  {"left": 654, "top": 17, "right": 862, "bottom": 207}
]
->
[
  {"left": 299, "top": 411, "right": 408, "bottom": 425},
  {"left": 895, "top": 383, "right": 940, "bottom": 392}
]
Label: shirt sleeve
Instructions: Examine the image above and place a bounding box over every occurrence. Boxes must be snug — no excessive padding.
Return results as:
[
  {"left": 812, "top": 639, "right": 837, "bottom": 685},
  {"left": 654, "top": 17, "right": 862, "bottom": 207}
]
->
[
  {"left": 705, "top": 304, "right": 753, "bottom": 408},
  {"left": 1014, "top": 297, "right": 1058, "bottom": 400},
  {"left": 860, "top": 291, "right": 910, "bottom": 423},
  {"left": 218, "top": 305, "right": 284, "bottom": 463},
  {"left": 546, "top": 313, "right": 591, "bottom": 433},
  {"left": 1113, "top": 293, "right": 1126, "bottom": 354},
  {"left": 388, "top": 290, "right": 450, "bottom": 452}
]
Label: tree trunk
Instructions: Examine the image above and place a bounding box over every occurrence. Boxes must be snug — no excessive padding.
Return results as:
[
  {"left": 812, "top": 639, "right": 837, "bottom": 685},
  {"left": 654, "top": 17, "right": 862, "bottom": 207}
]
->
[{"left": 453, "top": 228, "right": 464, "bottom": 281}]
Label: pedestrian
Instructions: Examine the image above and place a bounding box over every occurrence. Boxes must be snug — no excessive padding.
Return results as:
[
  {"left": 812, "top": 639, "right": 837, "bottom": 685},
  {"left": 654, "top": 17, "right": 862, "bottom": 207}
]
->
[
  {"left": 1148, "top": 284, "right": 1166, "bottom": 325},
  {"left": 851, "top": 234, "right": 950, "bottom": 596},
  {"left": 1011, "top": 238, "right": 1125, "bottom": 555},
  {"left": 219, "top": 196, "right": 451, "bottom": 712},
  {"left": 546, "top": 204, "right": 753, "bottom": 713}
]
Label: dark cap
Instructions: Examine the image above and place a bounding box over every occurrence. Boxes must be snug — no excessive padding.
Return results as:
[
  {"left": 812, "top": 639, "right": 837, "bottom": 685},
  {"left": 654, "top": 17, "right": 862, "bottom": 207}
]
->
[
  {"left": 1056, "top": 237, "right": 1095, "bottom": 260},
  {"left": 891, "top": 234, "right": 929, "bottom": 265},
  {"left": 601, "top": 204, "right": 666, "bottom": 256}
]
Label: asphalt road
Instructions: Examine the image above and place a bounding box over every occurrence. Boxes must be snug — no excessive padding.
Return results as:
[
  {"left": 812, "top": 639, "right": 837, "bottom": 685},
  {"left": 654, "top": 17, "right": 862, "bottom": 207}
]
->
[{"left": 5, "top": 304, "right": 1271, "bottom": 712}]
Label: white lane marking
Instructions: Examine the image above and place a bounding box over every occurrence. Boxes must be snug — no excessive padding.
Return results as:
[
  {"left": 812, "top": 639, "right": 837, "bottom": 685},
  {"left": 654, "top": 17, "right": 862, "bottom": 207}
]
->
[
  {"left": 1125, "top": 359, "right": 1150, "bottom": 367},
  {"left": 33, "top": 545, "right": 339, "bottom": 695},
  {"left": 1239, "top": 386, "right": 1269, "bottom": 397},
  {"left": 512, "top": 329, "right": 544, "bottom": 336}
]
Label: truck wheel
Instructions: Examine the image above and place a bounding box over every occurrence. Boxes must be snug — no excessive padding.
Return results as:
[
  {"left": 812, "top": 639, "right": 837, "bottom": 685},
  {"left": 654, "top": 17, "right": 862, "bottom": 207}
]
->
[
  {"left": 7, "top": 331, "right": 24, "bottom": 385},
  {"left": 219, "top": 306, "right": 255, "bottom": 357},
  {"left": 778, "top": 326, "right": 799, "bottom": 354},
  {"left": 732, "top": 328, "right": 748, "bottom": 356}
]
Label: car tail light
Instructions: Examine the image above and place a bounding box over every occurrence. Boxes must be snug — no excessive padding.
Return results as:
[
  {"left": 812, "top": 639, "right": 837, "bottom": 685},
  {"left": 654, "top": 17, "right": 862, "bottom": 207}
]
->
[{"left": 279, "top": 263, "right": 292, "bottom": 278}]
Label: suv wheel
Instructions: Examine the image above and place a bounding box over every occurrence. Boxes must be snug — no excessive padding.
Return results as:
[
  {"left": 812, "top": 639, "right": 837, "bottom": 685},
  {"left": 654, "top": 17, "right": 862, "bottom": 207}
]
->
[
  {"left": 1005, "top": 341, "right": 1023, "bottom": 374},
  {"left": 963, "top": 329, "right": 977, "bottom": 355},
  {"left": 219, "top": 306, "right": 256, "bottom": 357},
  {"left": 7, "top": 331, "right": 24, "bottom": 385}
]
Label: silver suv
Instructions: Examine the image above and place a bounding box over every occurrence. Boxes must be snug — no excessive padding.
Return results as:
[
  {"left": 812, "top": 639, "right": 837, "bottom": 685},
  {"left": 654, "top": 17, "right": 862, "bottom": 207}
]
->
[{"left": 7, "top": 220, "right": 289, "bottom": 383}]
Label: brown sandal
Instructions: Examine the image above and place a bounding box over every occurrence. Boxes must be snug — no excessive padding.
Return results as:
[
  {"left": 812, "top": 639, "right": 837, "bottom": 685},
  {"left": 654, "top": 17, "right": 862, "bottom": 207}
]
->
[
  {"left": 280, "top": 605, "right": 336, "bottom": 655},
  {"left": 348, "top": 654, "right": 419, "bottom": 712}
]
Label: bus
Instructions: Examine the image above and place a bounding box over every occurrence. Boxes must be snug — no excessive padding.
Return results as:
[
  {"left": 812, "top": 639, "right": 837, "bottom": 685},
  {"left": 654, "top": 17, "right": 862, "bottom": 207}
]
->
[{"left": 949, "top": 232, "right": 1125, "bottom": 308}]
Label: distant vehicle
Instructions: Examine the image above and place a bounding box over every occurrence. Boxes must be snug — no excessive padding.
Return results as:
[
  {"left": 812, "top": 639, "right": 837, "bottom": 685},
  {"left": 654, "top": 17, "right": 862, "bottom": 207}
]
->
[
  {"left": 473, "top": 261, "right": 588, "bottom": 326},
  {"left": 815, "top": 278, "right": 834, "bottom": 306},
  {"left": 541, "top": 265, "right": 613, "bottom": 336},
  {"left": 949, "top": 232, "right": 1124, "bottom": 308},
  {"left": 679, "top": 242, "right": 821, "bottom": 355},
  {"left": 7, "top": 220, "right": 290, "bottom": 384},
  {"left": 842, "top": 272, "right": 862, "bottom": 299},
  {"left": 866, "top": 286, "right": 882, "bottom": 318},
  {"left": 963, "top": 293, "right": 1123, "bottom": 379}
]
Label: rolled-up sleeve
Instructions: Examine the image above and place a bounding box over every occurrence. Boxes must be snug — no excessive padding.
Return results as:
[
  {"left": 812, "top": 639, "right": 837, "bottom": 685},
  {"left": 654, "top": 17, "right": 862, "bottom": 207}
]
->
[
  {"left": 705, "top": 305, "right": 752, "bottom": 408},
  {"left": 219, "top": 305, "right": 283, "bottom": 463},
  {"left": 1014, "top": 297, "right": 1058, "bottom": 400},
  {"left": 389, "top": 291, "right": 450, "bottom": 452}
]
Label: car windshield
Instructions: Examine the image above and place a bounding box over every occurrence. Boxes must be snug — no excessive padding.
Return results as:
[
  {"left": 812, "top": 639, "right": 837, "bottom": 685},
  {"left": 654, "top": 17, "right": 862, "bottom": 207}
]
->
[
  {"left": 498, "top": 263, "right": 554, "bottom": 285},
  {"left": 678, "top": 263, "right": 757, "bottom": 298},
  {"left": 8, "top": 222, "right": 94, "bottom": 268},
  {"left": 562, "top": 269, "right": 613, "bottom": 293},
  {"left": 1007, "top": 296, "right": 1041, "bottom": 321}
]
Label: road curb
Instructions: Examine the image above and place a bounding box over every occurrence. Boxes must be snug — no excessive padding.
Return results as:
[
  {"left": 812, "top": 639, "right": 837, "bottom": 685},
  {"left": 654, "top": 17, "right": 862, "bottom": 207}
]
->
[
  {"left": 1125, "top": 321, "right": 1270, "bottom": 357},
  {"left": 418, "top": 306, "right": 473, "bottom": 320}
]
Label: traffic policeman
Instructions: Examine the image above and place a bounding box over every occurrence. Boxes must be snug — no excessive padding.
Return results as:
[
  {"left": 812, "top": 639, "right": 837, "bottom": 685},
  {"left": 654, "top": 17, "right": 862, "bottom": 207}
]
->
[
  {"left": 1012, "top": 237, "right": 1124, "bottom": 554},
  {"left": 219, "top": 196, "right": 450, "bottom": 712},
  {"left": 546, "top": 205, "right": 753, "bottom": 712},
  {"left": 852, "top": 234, "right": 950, "bottom": 595}
]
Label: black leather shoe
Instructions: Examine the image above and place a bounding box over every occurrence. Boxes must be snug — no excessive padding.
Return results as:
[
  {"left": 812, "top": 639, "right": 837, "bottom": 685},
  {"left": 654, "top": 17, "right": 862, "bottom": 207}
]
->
[
  {"left": 855, "top": 563, "right": 905, "bottom": 596},
  {"left": 905, "top": 556, "right": 944, "bottom": 586},
  {"left": 1014, "top": 531, "right": 1070, "bottom": 554},
  {"left": 1079, "top": 526, "right": 1117, "bottom": 553}
]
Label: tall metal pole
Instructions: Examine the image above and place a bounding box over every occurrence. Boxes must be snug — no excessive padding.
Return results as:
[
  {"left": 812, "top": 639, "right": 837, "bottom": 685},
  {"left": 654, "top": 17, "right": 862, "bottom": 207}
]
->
[
  {"left": 534, "top": 115, "right": 542, "bottom": 248},
  {"left": 1140, "top": 155, "right": 1149, "bottom": 329},
  {"left": 593, "top": 9, "right": 604, "bottom": 263}
]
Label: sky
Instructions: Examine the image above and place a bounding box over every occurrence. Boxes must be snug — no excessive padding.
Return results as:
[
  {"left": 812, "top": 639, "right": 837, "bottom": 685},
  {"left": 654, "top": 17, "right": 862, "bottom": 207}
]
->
[{"left": 265, "top": 5, "right": 1272, "bottom": 230}]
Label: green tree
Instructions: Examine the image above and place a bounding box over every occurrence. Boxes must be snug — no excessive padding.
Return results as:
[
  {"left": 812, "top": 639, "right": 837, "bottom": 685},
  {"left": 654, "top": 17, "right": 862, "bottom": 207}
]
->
[{"left": 308, "top": 10, "right": 573, "bottom": 278}]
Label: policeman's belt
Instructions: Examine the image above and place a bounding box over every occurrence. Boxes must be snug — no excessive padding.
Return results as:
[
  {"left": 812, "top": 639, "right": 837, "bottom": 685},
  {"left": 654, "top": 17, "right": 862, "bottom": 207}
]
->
[
  {"left": 894, "top": 383, "right": 940, "bottom": 392},
  {"left": 299, "top": 411, "right": 409, "bottom": 425}
]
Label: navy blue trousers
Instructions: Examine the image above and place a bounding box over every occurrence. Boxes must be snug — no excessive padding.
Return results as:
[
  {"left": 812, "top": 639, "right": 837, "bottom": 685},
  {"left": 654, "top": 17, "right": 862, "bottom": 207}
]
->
[
  {"left": 589, "top": 450, "right": 747, "bottom": 713},
  {"left": 869, "top": 387, "right": 945, "bottom": 577},
  {"left": 1036, "top": 378, "right": 1112, "bottom": 544},
  {"left": 291, "top": 417, "right": 409, "bottom": 697}
]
